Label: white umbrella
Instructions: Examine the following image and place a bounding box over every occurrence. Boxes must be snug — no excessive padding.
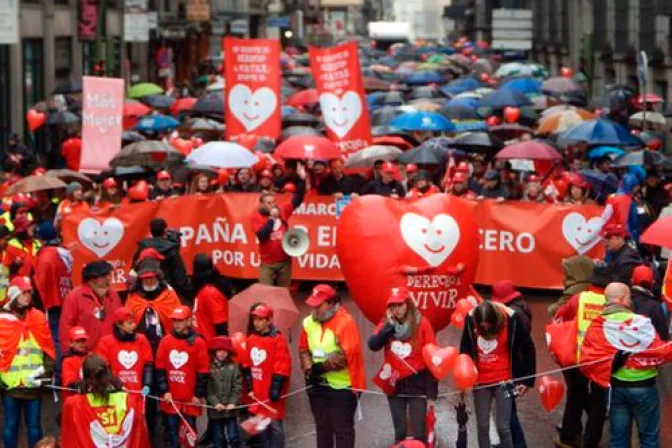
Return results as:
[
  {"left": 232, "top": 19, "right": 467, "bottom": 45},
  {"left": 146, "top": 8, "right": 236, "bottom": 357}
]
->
[
  {"left": 185, "top": 142, "right": 259, "bottom": 169},
  {"left": 629, "top": 111, "right": 668, "bottom": 131},
  {"left": 345, "top": 145, "right": 404, "bottom": 168}
]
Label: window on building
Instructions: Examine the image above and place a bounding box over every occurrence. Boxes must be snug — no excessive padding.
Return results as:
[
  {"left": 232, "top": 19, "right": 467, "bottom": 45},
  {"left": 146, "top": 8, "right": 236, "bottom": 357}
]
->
[
  {"left": 82, "top": 40, "right": 95, "bottom": 75},
  {"left": 22, "top": 38, "right": 45, "bottom": 147},
  {"left": 593, "top": 0, "right": 607, "bottom": 51},
  {"left": 0, "top": 46, "right": 10, "bottom": 148},
  {"left": 54, "top": 0, "right": 70, "bottom": 5},
  {"left": 614, "top": 0, "right": 629, "bottom": 53},
  {"left": 639, "top": 0, "right": 656, "bottom": 55},
  {"left": 54, "top": 37, "right": 72, "bottom": 84}
]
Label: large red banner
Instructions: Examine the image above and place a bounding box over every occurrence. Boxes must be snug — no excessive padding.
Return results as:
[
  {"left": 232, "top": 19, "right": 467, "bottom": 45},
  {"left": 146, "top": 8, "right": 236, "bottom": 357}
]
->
[
  {"left": 224, "top": 37, "right": 281, "bottom": 140},
  {"left": 62, "top": 195, "right": 606, "bottom": 290},
  {"left": 309, "top": 41, "right": 372, "bottom": 156}
]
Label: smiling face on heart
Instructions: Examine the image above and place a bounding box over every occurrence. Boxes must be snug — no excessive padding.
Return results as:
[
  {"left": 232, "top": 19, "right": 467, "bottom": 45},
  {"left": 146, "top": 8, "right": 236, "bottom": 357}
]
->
[
  {"left": 337, "top": 194, "right": 479, "bottom": 330},
  {"left": 390, "top": 341, "right": 412, "bottom": 359},
  {"left": 250, "top": 347, "right": 267, "bottom": 366},
  {"left": 169, "top": 350, "right": 189, "bottom": 369},
  {"left": 78, "top": 217, "right": 125, "bottom": 258},
  {"left": 320, "top": 91, "right": 362, "bottom": 139},
  {"left": 603, "top": 315, "right": 655, "bottom": 352},
  {"left": 477, "top": 336, "right": 497, "bottom": 354},
  {"left": 562, "top": 212, "right": 604, "bottom": 255},
  {"left": 400, "top": 213, "right": 460, "bottom": 267},
  {"left": 118, "top": 350, "right": 138, "bottom": 370},
  {"left": 229, "top": 84, "right": 277, "bottom": 132}
]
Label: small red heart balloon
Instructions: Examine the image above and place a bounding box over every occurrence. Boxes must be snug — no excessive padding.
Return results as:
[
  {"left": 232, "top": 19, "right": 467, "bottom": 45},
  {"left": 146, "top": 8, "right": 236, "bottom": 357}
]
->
[
  {"left": 422, "top": 343, "right": 458, "bottom": 380},
  {"left": 172, "top": 137, "right": 194, "bottom": 156},
  {"left": 62, "top": 137, "right": 82, "bottom": 153},
  {"left": 455, "top": 298, "right": 476, "bottom": 316},
  {"left": 231, "top": 331, "right": 250, "bottom": 364},
  {"left": 238, "top": 133, "right": 259, "bottom": 150},
  {"left": 647, "top": 139, "right": 662, "bottom": 151},
  {"left": 560, "top": 67, "right": 574, "bottom": 78},
  {"left": 337, "top": 195, "right": 480, "bottom": 330},
  {"left": 503, "top": 107, "right": 521, "bottom": 123},
  {"left": 486, "top": 115, "right": 500, "bottom": 126},
  {"left": 26, "top": 109, "right": 46, "bottom": 132},
  {"left": 452, "top": 354, "right": 478, "bottom": 391},
  {"left": 538, "top": 375, "right": 565, "bottom": 412},
  {"left": 450, "top": 310, "right": 466, "bottom": 329}
]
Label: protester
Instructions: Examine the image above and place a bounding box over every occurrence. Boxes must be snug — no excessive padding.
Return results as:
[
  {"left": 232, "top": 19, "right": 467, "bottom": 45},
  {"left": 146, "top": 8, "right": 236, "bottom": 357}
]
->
[
  {"left": 134, "top": 218, "right": 192, "bottom": 302},
  {"left": 251, "top": 164, "right": 306, "bottom": 286},
  {"left": 407, "top": 170, "right": 440, "bottom": 199},
  {"left": 150, "top": 170, "right": 178, "bottom": 200},
  {"left": 362, "top": 161, "right": 406, "bottom": 197},
  {"left": 4, "top": 215, "right": 40, "bottom": 278},
  {"left": 0, "top": 225, "right": 10, "bottom": 304},
  {"left": 477, "top": 170, "right": 511, "bottom": 201},
  {"left": 192, "top": 253, "right": 232, "bottom": 345},
  {"left": 318, "top": 159, "right": 358, "bottom": 196},
  {"left": 300, "top": 284, "right": 365, "bottom": 448},
  {"left": 231, "top": 168, "right": 257, "bottom": 193},
  {"left": 548, "top": 255, "right": 594, "bottom": 318},
  {"left": 460, "top": 300, "right": 536, "bottom": 448},
  {"left": 155, "top": 305, "right": 209, "bottom": 448},
  {"left": 521, "top": 175, "right": 545, "bottom": 202},
  {"left": 449, "top": 172, "right": 475, "bottom": 198},
  {"left": 54, "top": 182, "right": 89, "bottom": 229},
  {"left": 60, "top": 354, "right": 150, "bottom": 447},
  {"left": 190, "top": 172, "right": 212, "bottom": 195},
  {"left": 630, "top": 264, "right": 670, "bottom": 340},
  {"left": 60, "top": 326, "right": 90, "bottom": 402},
  {"left": 59, "top": 260, "right": 121, "bottom": 351},
  {"left": 367, "top": 287, "right": 437, "bottom": 444},
  {"left": 0, "top": 277, "right": 55, "bottom": 448},
  {"left": 244, "top": 303, "right": 292, "bottom": 448},
  {"left": 593, "top": 223, "right": 643, "bottom": 285},
  {"left": 642, "top": 169, "right": 669, "bottom": 217},
  {"left": 207, "top": 336, "right": 242, "bottom": 448},
  {"left": 96, "top": 177, "right": 125, "bottom": 209},
  {"left": 564, "top": 175, "right": 592, "bottom": 205},
  {"left": 257, "top": 170, "right": 276, "bottom": 193}
]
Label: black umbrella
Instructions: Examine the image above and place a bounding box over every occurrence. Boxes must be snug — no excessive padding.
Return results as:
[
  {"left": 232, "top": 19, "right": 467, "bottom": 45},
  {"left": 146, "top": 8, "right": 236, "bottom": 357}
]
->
[
  {"left": 52, "top": 80, "right": 82, "bottom": 95},
  {"left": 450, "top": 131, "right": 504, "bottom": 154},
  {"left": 93, "top": 165, "right": 151, "bottom": 183},
  {"left": 371, "top": 125, "right": 416, "bottom": 141},
  {"left": 579, "top": 168, "right": 618, "bottom": 199},
  {"left": 121, "top": 130, "right": 146, "bottom": 144},
  {"left": 190, "top": 93, "right": 224, "bottom": 115},
  {"left": 280, "top": 126, "right": 323, "bottom": 141},
  {"left": 46, "top": 110, "right": 80, "bottom": 126},
  {"left": 479, "top": 88, "right": 533, "bottom": 109},
  {"left": 612, "top": 150, "right": 669, "bottom": 167},
  {"left": 370, "top": 107, "right": 404, "bottom": 126},
  {"left": 282, "top": 113, "right": 320, "bottom": 128},
  {"left": 439, "top": 104, "right": 481, "bottom": 121},
  {"left": 407, "top": 86, "right": 447, "bottom": 101},
  {"left": 399, "top": 139, "right": 464, "bottom": 165},
  {"left": 370, "top": 91, "right": 406, "bottom": 108},
  {"left": 254, "top": 137, "right": 276, "bottom": 154},
  {"left": 142, "top": 94, "right": 176, "bottom": 109}
]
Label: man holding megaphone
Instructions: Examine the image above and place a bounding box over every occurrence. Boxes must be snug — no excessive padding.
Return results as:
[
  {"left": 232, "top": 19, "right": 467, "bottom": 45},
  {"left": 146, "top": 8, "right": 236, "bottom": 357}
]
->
[{"left": 252, "top": 163, "right": 307, "bottom": 286}]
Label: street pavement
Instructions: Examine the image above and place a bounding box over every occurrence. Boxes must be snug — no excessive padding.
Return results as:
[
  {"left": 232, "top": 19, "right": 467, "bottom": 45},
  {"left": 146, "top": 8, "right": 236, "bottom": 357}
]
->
[{"left": 6, "top": 293, "right": 672, "bottom": 447}]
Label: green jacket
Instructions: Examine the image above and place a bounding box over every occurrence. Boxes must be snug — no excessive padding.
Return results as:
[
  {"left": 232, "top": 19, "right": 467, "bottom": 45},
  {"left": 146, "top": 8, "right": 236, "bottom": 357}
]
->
[{"left": 207, "top": 359, "right": 242, "bottom": 419}]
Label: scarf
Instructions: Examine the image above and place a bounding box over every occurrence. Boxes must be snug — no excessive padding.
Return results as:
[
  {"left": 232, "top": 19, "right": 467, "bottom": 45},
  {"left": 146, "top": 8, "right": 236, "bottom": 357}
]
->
[{"left": 393, "top": 311, "right": 420, "bottom": 341}]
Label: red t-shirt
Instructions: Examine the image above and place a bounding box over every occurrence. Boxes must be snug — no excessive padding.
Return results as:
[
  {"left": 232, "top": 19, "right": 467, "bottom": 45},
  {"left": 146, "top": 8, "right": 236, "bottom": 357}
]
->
[
  {"left": 97, "top": 333, "right": 154, "bottom": 391},
  {"left": 475, "top": 318, "right": 511, "bottom": 385},
  {"left": 61, "top": 351, "right": 86, "bottom": 402},
  {"left": 251, "top": 202, "right": 294, "bottom": 265},
  {"left": 156, "top": 333, "right": 210, "bottom": 417},
  {"left": 193, "top": 285, "right": 228, "bottom": 348},
  {"left": 378, "top": 316, "right": 435, "bottom": 377},
  {"left": 246, "top": 331, "right": 291, "bottom": 420}
]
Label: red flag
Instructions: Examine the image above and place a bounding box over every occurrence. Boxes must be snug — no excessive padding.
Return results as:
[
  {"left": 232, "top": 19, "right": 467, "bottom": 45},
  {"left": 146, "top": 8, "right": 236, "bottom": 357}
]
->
[
  {"left": 309, "top": 41, "right": 372, "bottom": 156},
  {"left": 224, "top": 37, "right": 281, "bottom": 141},
  {"left": 604, "top": 194, "right": 631, "bottom": 229}
]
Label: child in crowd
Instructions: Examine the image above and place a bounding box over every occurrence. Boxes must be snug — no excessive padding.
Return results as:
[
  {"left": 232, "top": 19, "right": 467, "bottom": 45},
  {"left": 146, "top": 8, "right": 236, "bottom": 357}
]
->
[
  {"left": 60, "top": 326, "right": 89, "bottom": 402},
  {"left": 207, "top": 336, "right": 243, "bottom": 448}
]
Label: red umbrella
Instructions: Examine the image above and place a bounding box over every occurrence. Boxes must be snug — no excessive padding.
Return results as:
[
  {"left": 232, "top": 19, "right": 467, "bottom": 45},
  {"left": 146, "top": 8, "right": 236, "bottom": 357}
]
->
[
  {"left": 641, "top": 216, "right": 672, "bottom": 248},
  {"left": 123, "top": 99, "right": 152, "bottom": 117},
  {"left": 228, "top": 283, "right": 299, "bottom": 335},
  {"left": 633, "top": 93, "right": 664, "bottom": 106},
  {"left": 170, "top": 97, "right": 197, "bottom": 115},
  {"left": 275, "top": 135, "right": 341, "bottom": 160},
  {"left": 495, "top": 141, "right": 562, "bottom": 161},
  {"left": 372, "top": 135, "right": 414, "bottom": 150},
  {"left": 287, "top": 89, "right": 319, "bottom": 107}
]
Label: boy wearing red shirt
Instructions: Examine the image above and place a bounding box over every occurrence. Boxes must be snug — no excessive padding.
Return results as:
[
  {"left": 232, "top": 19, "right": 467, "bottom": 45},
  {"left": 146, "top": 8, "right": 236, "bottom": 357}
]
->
[
  {"left": 244, "top": 304, "right": 291, "bottom": 448},
  {"left": 61, "top": 326, "right": 90, "bottom": 402},
  {"left": 155, "top": 306, "right": 209, "bottom": 448}
]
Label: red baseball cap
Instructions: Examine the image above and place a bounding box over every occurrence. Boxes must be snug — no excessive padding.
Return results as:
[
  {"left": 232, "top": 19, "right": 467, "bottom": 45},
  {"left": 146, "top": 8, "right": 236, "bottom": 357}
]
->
[
  {"left": 601, "top": 223, "right": 630, "bottom": 239},
  {"left": 491, "top": 280, "right": 522, "bottom": 304},
  {"left": 405, "top": 164, "right": 418, "bottom": 174},
  {"left": 102, "top": 178, "right": 118, "bottom": 189},
  {"left": 381, "top": 162, "right": 397, "bottom": 173},
  {"left": 456, "top": 161, "right": 470, "bottom": 173},
  {"left": 137, "top": 248, "right": 166, "bottom": 262},
  {"left": 260, "top": 169, "right": 273, "bottom": 179},
  {"left": 157, "top": 170, "right": 172, "bottom": 181},
  {"left": 306, "top": 284, "right": 337, "bottom": 307},
  {"left": 69, "top": 326, "right": 89, "bottom": 341},
  {"left": 138, "top": 270, "right": 159, "bottom": 280},
  {"left": 113, "top": 307, "right": 135, "bottom": 324},
  {"left": 250, "top": 304, "right": 274, "bottom": 319},
  {"left": 452, "top": 172, "right": 468, "bottom": 183},
  {"left": 632, "top": 265, "right": 654, "bottom": 287},
  {"left": 170, "top": 305, "right": 192, "bottom": 320},
  {"left": 387, "top": 287, "right": 410, "bottom": 305},
  {"left": 526, "top": 175, "right": 540, "bottom": 183}
]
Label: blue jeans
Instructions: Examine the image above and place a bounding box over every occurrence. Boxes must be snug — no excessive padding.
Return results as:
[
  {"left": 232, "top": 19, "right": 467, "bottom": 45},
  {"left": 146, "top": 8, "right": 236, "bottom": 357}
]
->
[
  {"left": 609, "top": 386, "right": 660, "bottom": 448},
  {"left": 212, "top": 417, "right": 241, "bottom": 448},
  {"left": 2, "top": 395, "right": 42, "bottom": 448},
  {"left": 47, "top": 308, "right": 62, "bottom": 385},
  {"left": 164, "top": 413, "right": 196, "bottom": 448},
  {"left": 510, "top": 397, "right": 527, "bottom": 448}
]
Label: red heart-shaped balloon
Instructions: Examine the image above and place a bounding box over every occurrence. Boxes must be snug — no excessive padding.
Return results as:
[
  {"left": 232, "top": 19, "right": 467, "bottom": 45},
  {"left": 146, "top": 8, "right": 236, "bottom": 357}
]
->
[
  {"left": 172, "top": 137, "right": 194, "bottom": 156},
  {"left": 560, "top": 67, "right": 574, "bottom": 78},
  {"left": 452, "top": 354, "right": 478, "bottom": 391},
  {"left": 26, "top": 109, "right": 46, "bottom": 132},
  {"left": 455, "top": 297, "right": 476, "bottom": 316},
  {"left": 486, "top": 115, "right": 500, "bottom": 127},
  {"left": 450, "top": 310, "right": 466, "bottom": 329},
  {"left": 538, "top": 375, "right": 565, "bottom": 412},
  {"left": 231, "top": 331, "right": 250, "bottom": 364},
  {"left": 503, "top": 106, "right": 521, "bottom": 124},
  {"left": 62, "top": 137, "right": 82, "bottom": 153},
  {"left": 337, "top": 195, "right": 479, "bottom": 330},
  {"left": 422, "top": 343, "right": 458, "bottom": 380}
]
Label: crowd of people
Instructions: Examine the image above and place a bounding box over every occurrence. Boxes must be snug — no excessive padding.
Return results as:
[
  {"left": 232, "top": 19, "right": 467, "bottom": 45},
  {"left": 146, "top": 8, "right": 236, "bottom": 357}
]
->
[{"left": 0, "top": 35, "right": 671, "bottom": 448}]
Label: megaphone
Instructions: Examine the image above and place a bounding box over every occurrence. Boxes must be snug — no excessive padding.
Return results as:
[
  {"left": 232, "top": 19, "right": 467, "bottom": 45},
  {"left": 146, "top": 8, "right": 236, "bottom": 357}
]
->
[{"left": 282, "top": 227, "right": 310, "bottom": 257}]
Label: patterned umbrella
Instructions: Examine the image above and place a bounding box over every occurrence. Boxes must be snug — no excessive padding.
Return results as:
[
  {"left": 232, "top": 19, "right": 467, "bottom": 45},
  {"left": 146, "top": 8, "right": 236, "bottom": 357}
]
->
[
  {"left": 541, "top": 76, "right": 582, "bottom": 95},
  {"left": 536, "top": 109, "right": 596, "bottom": 135}
]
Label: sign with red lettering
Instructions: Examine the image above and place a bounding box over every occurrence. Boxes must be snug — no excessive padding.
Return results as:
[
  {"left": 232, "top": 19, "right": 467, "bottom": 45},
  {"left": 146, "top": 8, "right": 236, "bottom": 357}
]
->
[
  {"left": 224, "top": 37, "right": 281, "bottom": 140},
  {"left": 309, "top": 41, "right": 372, "bottom": 156}
]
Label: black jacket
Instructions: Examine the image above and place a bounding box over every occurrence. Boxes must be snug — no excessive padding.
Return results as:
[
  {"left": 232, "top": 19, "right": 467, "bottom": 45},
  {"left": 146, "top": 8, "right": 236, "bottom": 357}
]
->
[
  {"left": 507, "top": 298, "right": 532, "bottom": 335},
  {"left": 148, "top": 187, "right": 178, "bottom": 200},
  {"left": 631, "top": 286, "right": 670, "bottom": 341},
  {"left": 460, "top": 306, "right": 536, "bottom": 387},
  {"left": 595, "top": 243, "right": 643, "bottom": 286},
  {"left": 361, "top": 179, "right": 406, "bottom": 197},
  {"left": 481, "top": 183, "right": 511, "bottom": 200},
  {"left": 133, "top": 237, "right": 192, "bottom": 303},
  {"left": 318, "top": 174, "right": 359, "bottom": 195}
]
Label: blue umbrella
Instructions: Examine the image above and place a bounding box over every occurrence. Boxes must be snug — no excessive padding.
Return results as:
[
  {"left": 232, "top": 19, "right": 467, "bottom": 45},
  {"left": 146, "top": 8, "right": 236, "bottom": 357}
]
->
[
  {"left": 500, "top": 77, "right": 542, "bottom": 95},
  {"left": 579, "top": 168, "right": 618, "bottom": 198},
  {"left": 389, "top": 111, "right": 456, "bottom": 132},
  {"left": 454, "top": 121, "right": 488, "bottom": 132},
  {"left": 478, "top": 88, "right": 533, "bottom": 109},
  {"left": 366, "top": 92, "right": 405, "bottom": 111},
  {"left": 134, "top": 114, "right": 180, "bottom": 133},
  {"left": 441, "top": 78, "right": 481, "bottom": 96},
  {"left": 444, "top": 97, "right": 480, "bottom": 109},
  {"left": 403, "top": 71, "right": 445, "bottom": 86},
  {"left": 560, "top": 118, "right": 642, "bottom": 146},
  {"left": 587, "top": 146, "right": 624, "bottom": 160}
]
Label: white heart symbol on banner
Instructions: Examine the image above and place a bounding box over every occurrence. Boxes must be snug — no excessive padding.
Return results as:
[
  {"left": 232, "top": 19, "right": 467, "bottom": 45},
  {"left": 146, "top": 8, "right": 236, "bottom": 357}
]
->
[
  {"left": 169, "top": 350, "right": 189, "bottom": 369},
  {"left": 561, "top": 212, "right": 604, "bottom": 255},
  {"left": 379, "top": 363, "right": 392, "bottom": 380},
  {"left": 118, "top": 350, "right": 138, "bottom": 370},
  {"left": 477, "top": 336, "right": 498, "bottom": 354},
  {"left": 320, "top": 91, "right": 362, "bottom": 139},
  {"left": 229, "top": 84, "right": 277, "bottom": 132},
  {"left": 390, "top": 341, "right": 412, "bottom": 359},
  {"left": 400, "top": 213, "right": 460, "bottom": 267},
  {"left": 251, "top": 347, "right": 267, "bottom": 366},
  {"left": 77, "top": 217, "right": 125, "bottom": 258}
]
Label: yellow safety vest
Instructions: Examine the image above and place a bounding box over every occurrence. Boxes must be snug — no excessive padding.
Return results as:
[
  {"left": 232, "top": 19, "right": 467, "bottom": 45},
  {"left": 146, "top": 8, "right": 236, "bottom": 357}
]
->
[
  {"left": 0, "top": 334, "right": 44, "bottom": 389},
  {"left": 576, "top": 291, "right": 606, "bottom": 361},
  {"left": 0, "top": 211, "right": 34, "bottom": 232},
  {"left": 0, "top": 263, "right": 8, "bottom": 302},
  {"left": 8, "top": 238, "right": 41, "bottom": 254},
  {"left": 303, "top": 315, "right": 351, "bottom": 389},
  {"left": 87, "top": 391, "right": 128, "bottom": 435}
]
